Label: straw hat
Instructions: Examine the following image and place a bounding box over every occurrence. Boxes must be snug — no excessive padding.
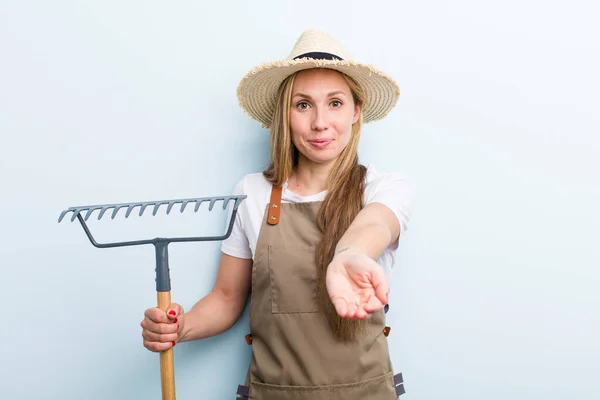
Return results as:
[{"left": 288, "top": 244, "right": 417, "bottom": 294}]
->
[{"left": 237, "top": 29, "right": 400, "bottom": 129}]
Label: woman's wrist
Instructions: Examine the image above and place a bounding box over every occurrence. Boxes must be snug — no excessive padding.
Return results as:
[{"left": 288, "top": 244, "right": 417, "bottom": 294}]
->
[
  {"left": 334, "top": 245, "right": 364, "bottom": 257},
  {"left": 177, "top": 312, "right": 193, "bottom": 343}
]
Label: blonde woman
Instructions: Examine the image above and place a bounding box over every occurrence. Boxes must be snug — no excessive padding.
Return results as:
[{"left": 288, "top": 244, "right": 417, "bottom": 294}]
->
[{"left": 141, "top": 29, "right": 413, "bottom": 399}]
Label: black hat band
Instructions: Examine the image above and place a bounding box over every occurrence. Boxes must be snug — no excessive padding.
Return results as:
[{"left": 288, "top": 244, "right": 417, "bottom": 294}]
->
[{"left": 293, "top": 52, "right": 343, "bottom": 61}]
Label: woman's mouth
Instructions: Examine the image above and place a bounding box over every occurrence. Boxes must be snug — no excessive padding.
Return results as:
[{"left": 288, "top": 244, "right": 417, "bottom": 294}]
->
[{"left": 309, "top": 139, "right": 332, "bottom": 148}]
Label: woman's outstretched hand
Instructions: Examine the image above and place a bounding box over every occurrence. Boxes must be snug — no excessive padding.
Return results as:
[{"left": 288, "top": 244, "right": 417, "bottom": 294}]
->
[{"left": 326, "top": 248, "right": 389, "bottom": 320}]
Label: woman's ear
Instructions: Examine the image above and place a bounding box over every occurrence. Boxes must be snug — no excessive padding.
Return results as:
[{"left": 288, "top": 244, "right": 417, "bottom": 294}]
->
[{"left": 353, "top": 102, "right": 362, "bottom": 124}]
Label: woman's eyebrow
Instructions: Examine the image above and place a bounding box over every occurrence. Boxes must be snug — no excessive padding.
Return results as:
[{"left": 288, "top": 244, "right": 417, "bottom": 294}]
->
[{"left": 292, "top": 91, "right": 348, "bottom": 99}]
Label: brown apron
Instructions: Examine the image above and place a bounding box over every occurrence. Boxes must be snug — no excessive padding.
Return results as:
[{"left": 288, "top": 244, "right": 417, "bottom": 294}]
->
[{"left": 236, "top": 185, "right": 405, "bottom": 400}]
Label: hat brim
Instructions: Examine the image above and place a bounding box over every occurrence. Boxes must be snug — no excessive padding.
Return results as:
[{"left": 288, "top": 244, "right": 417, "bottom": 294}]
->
[{"left": 237, "top": 58, "right": 400, "bottom": 129}]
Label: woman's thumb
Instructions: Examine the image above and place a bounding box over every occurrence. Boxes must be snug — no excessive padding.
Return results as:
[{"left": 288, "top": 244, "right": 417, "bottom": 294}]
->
[
  {"left": 166, "top": 303, "right": 183, "bottom": 320},
  {"left": 371, "top": 266, "right": 389, "bottom": 305}
]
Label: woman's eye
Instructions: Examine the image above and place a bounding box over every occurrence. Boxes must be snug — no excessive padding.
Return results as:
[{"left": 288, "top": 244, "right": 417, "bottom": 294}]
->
[
  {"left": 331, "top": 100, "right": 342, "bottom": 107},
  {"left": 296, "top": 102, "right": 310, "bottom": 110}
]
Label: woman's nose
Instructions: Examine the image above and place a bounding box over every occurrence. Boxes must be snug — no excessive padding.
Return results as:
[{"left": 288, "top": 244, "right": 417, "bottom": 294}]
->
[{"left": 311, "top": 107, "right": 329, "bottom": 131}]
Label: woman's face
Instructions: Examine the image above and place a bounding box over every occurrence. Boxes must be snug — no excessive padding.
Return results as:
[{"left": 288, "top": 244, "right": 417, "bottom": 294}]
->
[{"left": 289, "top": 69, "right": 361, "bottom": 167}]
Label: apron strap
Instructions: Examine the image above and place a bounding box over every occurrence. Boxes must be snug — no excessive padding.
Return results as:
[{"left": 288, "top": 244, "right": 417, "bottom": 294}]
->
[{"left": 267, "top": 185, "right": 283, "bottom": 225}]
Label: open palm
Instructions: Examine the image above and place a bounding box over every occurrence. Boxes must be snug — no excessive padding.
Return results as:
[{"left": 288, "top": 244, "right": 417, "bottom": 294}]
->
[{"left": 326, "top": 251, "right": 389, "bottom": 320}]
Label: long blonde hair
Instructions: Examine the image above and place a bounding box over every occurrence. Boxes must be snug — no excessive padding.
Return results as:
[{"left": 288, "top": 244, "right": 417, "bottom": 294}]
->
[{"left": 263, "top": 69, "right": 368, "bottom": 341}]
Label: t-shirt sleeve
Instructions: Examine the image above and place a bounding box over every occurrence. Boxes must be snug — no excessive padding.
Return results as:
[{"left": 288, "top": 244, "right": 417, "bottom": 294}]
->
[
  {"left": 220, "top": 177, "right": 253, "bottom": 259},
  {"left": 365, "top": 172, "right": 413, "bottom": 248}
]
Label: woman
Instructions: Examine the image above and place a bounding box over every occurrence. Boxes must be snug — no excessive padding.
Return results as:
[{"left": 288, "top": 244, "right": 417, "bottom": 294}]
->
[{"left": 140, "top": 29, "right": 413, "bottom": 399}]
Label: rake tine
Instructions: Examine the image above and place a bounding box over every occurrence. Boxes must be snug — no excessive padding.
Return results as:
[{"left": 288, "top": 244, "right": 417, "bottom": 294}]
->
[
  {"left": 111, "top": 205, "right": 129, "bottom": 219},
  {"left": 83, "top": 207, "right": 98, "bottom": 221},
  {"left": 72, "top": 209, "right": 82, "bottom": 222},
  {"left": 153, "top": 201, "right": 169, "bottom": 216},
  {"left": 223, "top": 197, "right": 233, "bottom": 210},
  {"left": 166, "top": 201, "right": 178, "bottom": 215},
  {"left": 58, "top": 210, "right": 69, "bottom": 223},
  {"left": 180, "top": 200, "right": 193, "bottom": 213},
  {"left": 139, "top": 203, "right": 151, "bottom": 217},
  {"left": 125, "top": 204, "right": 142, "bottom": 218},
  {"left": 59, "top": 209, "right": 77, "bottom": 223},
  {"left": 98, "top": 206, "right": 115, "bottom": 220},
  {"left": 208, "top": 198, "right": 220, "bottom": 211},
  {"left": 194, "top": 199, "right": 205, "bottom": 212},
  {"left": 91, "top": 206, "right": 110, "bottom": 221}
]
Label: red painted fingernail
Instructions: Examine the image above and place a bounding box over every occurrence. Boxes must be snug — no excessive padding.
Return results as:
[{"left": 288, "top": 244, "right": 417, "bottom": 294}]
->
[
  {"left": 172, "top": 341, "right": 176, "bottom": 347},
  {"left": 168, "top": 310, "right": 176, "bottom": 316},
  {"left": 173, "top": 317, "right": 178, "bottom": 323}
]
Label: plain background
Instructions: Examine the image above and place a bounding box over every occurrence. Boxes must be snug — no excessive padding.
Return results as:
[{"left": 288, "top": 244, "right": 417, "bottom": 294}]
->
[{"left": 1, "top": 1, "right": 598, "bottom": 399}]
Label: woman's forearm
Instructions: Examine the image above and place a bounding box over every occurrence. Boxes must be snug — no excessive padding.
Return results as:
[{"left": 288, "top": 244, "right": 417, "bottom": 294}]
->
[
  {"left": 335, "top": 203, "right": 400, "bottom": 259},
  {"left": 178, "top": 290, "right": 246, "bottom": 342}
]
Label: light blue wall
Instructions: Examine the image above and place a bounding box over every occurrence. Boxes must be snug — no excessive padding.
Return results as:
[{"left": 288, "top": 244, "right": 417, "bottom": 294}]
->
[{"left": 1, "top": 1, "right": 598, "bottom": 399}]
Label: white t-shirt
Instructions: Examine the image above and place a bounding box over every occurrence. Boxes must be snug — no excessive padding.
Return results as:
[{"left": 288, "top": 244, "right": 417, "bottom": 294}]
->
[{"left": 221, "top": 164, "right": 413, "bottom": 282}]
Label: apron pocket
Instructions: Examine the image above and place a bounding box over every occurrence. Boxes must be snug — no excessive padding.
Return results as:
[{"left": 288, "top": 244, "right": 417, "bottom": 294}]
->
[
  {"left": 268, "top": 245, "right": 319, "bottom": 314},
  {"left": 250, "top": 371, "right": 397, "bottom": 400}
]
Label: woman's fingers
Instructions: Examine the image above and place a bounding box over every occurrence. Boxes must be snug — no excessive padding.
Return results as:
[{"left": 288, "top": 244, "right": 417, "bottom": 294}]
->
[
  {"left": 143, "top": 339, "right": 176, "bottom": 353},
  {"left": 141, "top": 306, "right": 181, "bottom": 353},
  {"left": 141, "top": 312, "right": 179, "bottom": 334},
  {"left": 364, "top": 294, "right": 384, "bottom": 313},
  {"left": 142, "top": 329, "right": 179, "bottom": 344},
  {"left": 332, "top": 297, "right": 349, "bottom": 318},
  {"left": 333, "top": 298, "right": 371, "bottom": 320},
  {"left": 346, "top": 302, "right": 358, "bottom": 318},
  {"left": 141, "top": 318, "right": 179, "bottom": 335}
]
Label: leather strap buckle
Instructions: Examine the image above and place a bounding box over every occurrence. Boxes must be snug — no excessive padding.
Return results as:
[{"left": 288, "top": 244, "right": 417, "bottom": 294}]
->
[{"left": 267, "top": 185, "right": 282, "bottom": 225}]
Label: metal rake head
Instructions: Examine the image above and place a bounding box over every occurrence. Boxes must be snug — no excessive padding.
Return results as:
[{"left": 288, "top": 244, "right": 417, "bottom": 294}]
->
[
  {"left": 58, "top": 195, "right": 244, "bottom": 223},
  {"left": 59, "top": 193, "right": 247, "bottom": 297},
  {"left": 58, "top": 195, "right": 247, "bottom": 249}
]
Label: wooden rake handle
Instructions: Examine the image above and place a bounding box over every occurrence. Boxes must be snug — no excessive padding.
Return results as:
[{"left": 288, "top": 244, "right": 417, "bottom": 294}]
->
[{"left": 158, "top": 291, "right": 176, "bottom": 400}]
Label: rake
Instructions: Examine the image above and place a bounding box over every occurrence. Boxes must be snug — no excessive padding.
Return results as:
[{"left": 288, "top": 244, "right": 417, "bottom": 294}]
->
[{"left": 58, "top": 194, "right": 246, "bottom": 400}]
